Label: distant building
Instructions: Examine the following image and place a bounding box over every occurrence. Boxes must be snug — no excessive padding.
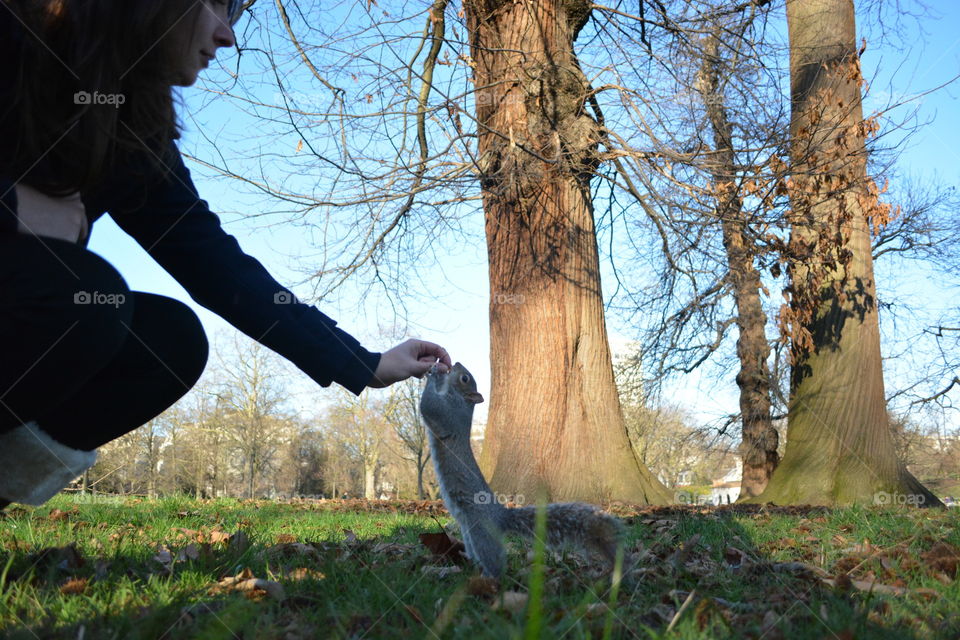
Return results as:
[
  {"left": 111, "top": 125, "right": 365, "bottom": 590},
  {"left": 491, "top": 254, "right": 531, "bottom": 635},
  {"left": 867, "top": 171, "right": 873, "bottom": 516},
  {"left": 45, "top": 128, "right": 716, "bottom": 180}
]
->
[{"left": 710, "top": 457, "right": 742, "bottom": 505}]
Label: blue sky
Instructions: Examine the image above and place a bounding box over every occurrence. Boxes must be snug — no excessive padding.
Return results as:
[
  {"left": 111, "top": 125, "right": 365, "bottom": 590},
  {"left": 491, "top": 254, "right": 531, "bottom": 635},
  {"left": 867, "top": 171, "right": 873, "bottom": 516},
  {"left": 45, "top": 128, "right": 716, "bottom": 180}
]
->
[{"left": 85, "top": 1, "right": 960, "bottom": 427}]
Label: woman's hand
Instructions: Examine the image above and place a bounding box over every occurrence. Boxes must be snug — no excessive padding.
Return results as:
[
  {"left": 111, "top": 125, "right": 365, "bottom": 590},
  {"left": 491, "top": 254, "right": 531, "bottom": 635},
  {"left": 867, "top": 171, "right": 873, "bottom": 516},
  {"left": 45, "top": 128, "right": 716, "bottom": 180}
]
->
[{"left": 368, "top": 339, "right": 452, "bottom": 388}]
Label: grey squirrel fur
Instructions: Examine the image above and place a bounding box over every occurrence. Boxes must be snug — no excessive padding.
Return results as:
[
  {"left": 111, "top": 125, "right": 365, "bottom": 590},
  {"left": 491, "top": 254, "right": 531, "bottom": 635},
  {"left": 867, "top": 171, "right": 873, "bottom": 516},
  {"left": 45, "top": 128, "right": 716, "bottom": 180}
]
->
[{"left": 419, "top": 362, "right": 624, "bottom": 578}]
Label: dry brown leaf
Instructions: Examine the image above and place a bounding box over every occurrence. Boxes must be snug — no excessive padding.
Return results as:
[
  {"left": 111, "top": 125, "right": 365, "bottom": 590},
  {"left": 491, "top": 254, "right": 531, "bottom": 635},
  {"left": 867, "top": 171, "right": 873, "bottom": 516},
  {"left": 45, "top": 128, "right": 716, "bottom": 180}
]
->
[
  {"left": 420, "top": 565, "right": 462, "bottom": 578},
  {"left": 287, "top": 567, "right": 325, "bottom": 581},
  {"left": 209, "top": 529, "right": 231, "bottom": 545},
  {"left": 466, "top": 575, "right": 499, "bottom": 598},
  {"left": 821, "top": 576, "right": 940, "bottom": 599},
  {"left": 216, "top": 568, "right": 285, "bottom": 600},
  {"left": 276, "top": 533, "right": 297, "bottom": 544},
  {"left": 48, "top": 508, "right": 72, "bottom": 522},
  {"left": 921, "top": 542, "right": 960, "bottom": 578},
  {"left": 175, "top": 528, "right": 200, "bottom": 541},
  {"left": 266, "top": 542, "right": 322, "bottom": 561},
  {"left": 59, "top": 577, "right": 88, "bottom": 595},
  {"left": 371, "top": 541, "right": 414, "bottom": 555},
  {"left": 419, "top": 531, "right": 467, "bottom": 564},
  {"left": 236, "top": 578, "right": 285, "bottom": 600}
]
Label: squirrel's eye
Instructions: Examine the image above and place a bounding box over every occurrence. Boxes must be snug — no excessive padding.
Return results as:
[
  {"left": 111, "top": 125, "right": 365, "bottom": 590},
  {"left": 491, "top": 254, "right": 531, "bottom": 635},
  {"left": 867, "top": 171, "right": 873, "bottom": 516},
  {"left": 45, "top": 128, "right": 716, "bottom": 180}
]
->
[{"left": 460, "top": 375, "right": 469, "bottom": 384}]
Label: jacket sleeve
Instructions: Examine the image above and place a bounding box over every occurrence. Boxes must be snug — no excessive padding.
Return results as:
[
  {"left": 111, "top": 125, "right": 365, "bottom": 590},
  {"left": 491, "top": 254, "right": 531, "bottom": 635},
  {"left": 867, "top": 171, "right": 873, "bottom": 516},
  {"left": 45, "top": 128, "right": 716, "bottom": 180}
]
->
[
  {"left": 107, "top": 141, "right": 380, "bottom": 395},
  {"left": 0, "top": 3, "right": 21, "bottom": 233}
]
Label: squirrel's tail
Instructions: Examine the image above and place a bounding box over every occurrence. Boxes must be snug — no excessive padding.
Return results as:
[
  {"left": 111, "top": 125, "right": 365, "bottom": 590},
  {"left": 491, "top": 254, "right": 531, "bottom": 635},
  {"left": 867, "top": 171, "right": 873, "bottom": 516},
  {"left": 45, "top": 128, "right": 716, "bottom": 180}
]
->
[{"left": 501, "top": 502, "right": 623, "bottom": 567}]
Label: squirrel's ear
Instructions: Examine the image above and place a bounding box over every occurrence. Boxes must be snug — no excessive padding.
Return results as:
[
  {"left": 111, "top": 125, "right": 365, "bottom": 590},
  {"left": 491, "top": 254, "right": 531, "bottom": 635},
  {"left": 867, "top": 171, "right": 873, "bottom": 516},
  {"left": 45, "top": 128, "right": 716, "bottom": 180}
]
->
[{"left": 464, "top": 391, "right": 484, "bottom": 404}]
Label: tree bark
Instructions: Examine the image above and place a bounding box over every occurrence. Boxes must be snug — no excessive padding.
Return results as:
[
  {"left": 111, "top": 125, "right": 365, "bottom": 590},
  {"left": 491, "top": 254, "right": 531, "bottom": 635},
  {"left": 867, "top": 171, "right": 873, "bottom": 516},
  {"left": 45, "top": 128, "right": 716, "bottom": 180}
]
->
[
  {"left": 364, "top": 455, "right": 378, "bottom": 500},
  {"left": 466, "top": 0, "right": 670, "bottom": 503},
  {"left": 698, "top": 32, "right": 779, "bottom": 498},
  {"left": 753, "top": 0, "right": 939, "bottom": 506}
]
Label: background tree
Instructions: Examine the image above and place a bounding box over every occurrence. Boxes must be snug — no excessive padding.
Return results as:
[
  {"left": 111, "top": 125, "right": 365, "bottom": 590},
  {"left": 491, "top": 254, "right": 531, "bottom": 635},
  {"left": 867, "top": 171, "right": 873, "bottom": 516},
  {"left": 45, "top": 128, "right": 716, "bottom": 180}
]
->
[
  {"left": 384, "top": 378, "right": 433, "bottom": 499},
  {"left": 324, "top": 392, "right": 392, "bottom": 499},
  {"left": 751, "top": 0, "right": 939, "bottom": 506},
  {"left": 216, "top": 336, "right": 292, "bottom": 499}
]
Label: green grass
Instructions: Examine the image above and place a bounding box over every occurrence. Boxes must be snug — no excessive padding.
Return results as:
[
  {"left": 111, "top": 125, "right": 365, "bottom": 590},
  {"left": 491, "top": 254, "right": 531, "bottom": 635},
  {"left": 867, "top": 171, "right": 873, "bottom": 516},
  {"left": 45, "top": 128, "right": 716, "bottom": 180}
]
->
[{"left": 1, "top": 495, "right": 958, "bottom": 639}]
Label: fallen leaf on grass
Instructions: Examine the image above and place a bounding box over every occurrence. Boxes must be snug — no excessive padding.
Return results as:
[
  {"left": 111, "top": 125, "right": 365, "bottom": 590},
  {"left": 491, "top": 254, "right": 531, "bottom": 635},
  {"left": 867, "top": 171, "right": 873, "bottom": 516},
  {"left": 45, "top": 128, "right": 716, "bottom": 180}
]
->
[
  {"left": 420, "top": 565, "right": 462, "bottom": 578},
  {"left": 174, "top": 527, "right": 231, "bottom": 545},
  {"left": 215, "top": 567, "right": 285, "bottom": 601},
  {"left": 276, "top": 533, "right": 297, "bottom": 544},
  {"left": 419, "top": 531, "right": 467, "bottom": 564},
  {"left": 491, "top": 591, "right": 528, "bottom": 614},
  {"left": 59, "top": 577, "right": 88, "bottom": 595},
  {"left": 263, "top": 542, "right": 323, "bottom": 562},
  {"left": 4, "top": 540, "right": 31, "bottom": 552},
  {"left": 47, "top": 508, "right": 76, "bottom": 522},
  {"left": 371, "top": 541, "right": 415, "bottom": 556},
  {"left": 821, "top": 575, "right": 940, "bottom": 599},
  {"left": 921, "top": 542, "right": 960, "bottom": 578},
  {"left": 770, "top": 561, "right": 830, "bottom": 578},
  {"left": 286, "top": 567, "right": 325, "bottom": 581},
  {"left": 209, "top": 529, "right": 231, "bottom": 545},
  {"left": 466, "top": 575, "right": 499, "bottom": 598}
]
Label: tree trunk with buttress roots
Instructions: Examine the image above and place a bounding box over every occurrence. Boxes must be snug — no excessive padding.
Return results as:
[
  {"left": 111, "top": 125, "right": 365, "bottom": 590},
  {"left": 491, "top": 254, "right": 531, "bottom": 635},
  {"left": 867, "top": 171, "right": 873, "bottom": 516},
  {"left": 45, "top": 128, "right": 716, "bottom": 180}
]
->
[
  {"left": 465, "top": 0, "right": 670, "bottom": 504},
  {"left": 750, "top": 0, "right": 939, "bottom": 506}
]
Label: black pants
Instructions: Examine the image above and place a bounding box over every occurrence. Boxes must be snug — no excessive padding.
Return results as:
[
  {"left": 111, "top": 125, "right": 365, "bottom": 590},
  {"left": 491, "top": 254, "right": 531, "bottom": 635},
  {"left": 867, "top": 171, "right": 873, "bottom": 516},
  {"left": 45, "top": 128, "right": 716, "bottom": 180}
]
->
[{"left": 0, "top": 233, "right": 208, "bottom": 451}]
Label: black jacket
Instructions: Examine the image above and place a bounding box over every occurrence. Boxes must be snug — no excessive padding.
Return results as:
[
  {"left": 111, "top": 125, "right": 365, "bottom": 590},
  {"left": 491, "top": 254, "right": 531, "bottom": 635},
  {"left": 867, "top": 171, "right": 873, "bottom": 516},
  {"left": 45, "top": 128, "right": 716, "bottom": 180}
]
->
[{"left": 0, "top": 6, "right": 380, "bottom": 395}]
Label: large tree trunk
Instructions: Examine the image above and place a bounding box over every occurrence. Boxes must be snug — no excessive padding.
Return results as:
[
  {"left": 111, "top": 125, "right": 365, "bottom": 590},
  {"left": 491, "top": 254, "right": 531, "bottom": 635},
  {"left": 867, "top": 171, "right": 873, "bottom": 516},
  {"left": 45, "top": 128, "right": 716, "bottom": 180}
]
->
[
  {"left": 466, "top": 0, "right": 670, "bottom": 504},
  {"left": 753, "top": 0, "right": 939, "bottom": 506},
  {"left": 698, "top": 32, "right": 779, "bottom": 498},
  {"left": 363, "top": 455, "right": 378, "bottom": 500}
]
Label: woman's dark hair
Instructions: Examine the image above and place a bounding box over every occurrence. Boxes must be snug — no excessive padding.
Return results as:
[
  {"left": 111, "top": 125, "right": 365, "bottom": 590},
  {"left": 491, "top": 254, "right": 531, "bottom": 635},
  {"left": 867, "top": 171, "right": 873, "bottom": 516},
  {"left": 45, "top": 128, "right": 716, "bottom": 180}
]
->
[{"left": 2, "top": 0, "right": 205, "bottom": 196}]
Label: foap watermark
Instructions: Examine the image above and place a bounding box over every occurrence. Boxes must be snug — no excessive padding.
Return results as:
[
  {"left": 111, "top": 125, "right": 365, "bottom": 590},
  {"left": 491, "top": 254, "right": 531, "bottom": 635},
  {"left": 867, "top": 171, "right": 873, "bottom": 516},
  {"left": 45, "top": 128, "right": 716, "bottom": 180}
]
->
[
  {"left": 74, "top": 91, "right": 126, "bottom": 108},
  {"left": 473, "top": 491, "right": 525, "bottom": 506},
  {"left": 674, "top": 490, "right": 712, "bottom": 506},
  {"left": 474, "top": 91, "right": 525, "bottom": 107},
  {"left": 74, "top": 290, "right": 125, "bottom": 308},
  {"left": 492, "top": 292, "right": 525, "bottom": 305},
  {"left": 273, "top": 291, "right": 301, "bottom": 305},
  {"left": 874, "top": 491, "right": 926, "bottom": 506}
]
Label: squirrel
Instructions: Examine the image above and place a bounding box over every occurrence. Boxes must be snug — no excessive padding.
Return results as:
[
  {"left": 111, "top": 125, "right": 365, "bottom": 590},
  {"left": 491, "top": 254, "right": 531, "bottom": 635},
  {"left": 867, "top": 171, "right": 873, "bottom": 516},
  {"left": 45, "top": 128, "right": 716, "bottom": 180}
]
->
[{"left": 419, "top": 362, "right": 624, "bottom": 579}]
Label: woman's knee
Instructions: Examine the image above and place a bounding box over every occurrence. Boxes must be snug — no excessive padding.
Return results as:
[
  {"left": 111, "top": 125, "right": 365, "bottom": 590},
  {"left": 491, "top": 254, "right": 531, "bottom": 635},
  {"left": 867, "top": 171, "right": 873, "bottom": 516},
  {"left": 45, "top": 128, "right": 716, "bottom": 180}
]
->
[{"left": 128, "top": 293, "right": 208, "bottom": 388}]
